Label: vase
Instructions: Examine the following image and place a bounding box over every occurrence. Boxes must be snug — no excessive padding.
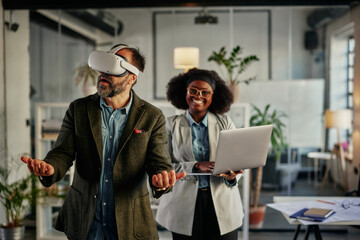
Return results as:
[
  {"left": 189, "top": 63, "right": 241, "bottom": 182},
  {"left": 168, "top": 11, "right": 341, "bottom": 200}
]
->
[
  {"left": 249, "top": 204, "right": 267, "bottom": 228},
  {"left": 0, "top": 225, "right": 25, "bottom": 240},
  {"left": 228, "top": 83, "right": 241, "bottom": 102}
]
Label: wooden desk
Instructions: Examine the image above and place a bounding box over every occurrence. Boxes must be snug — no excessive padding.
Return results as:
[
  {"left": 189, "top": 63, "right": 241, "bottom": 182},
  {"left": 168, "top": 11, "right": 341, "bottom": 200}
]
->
[{"left": 273, "top": 196, "right": 360, "bottom": 240}]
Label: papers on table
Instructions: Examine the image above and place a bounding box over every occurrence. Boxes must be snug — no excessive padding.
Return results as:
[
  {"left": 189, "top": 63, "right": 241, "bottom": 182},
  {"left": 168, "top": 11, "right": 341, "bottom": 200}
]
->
[{"left": 267, "top": 198, "right": 360, "bottom": 225}]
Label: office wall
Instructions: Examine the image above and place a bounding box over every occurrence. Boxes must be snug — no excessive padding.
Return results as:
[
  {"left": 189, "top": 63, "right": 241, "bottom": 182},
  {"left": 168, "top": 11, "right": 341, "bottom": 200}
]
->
[
  {"left": 25, "top": 6, "right": 327, "bottom": 102},
  {"left": 3, "top": 10, "right": 31, "bottom": 173},
  {"left": 30, "top": 22, "right": 94, "bottom": 103},
  {"left": 240, "top": 79, "right": 324, "bottom": 148},
  {"left": 1, "top": 10, "right": 31, "bottom": 224},
  {"left": 21, "top": 6, "right": 329, "bottom": 151},
  {"left": 0, "top": 0, "right": 5, "bottom": 226},
  {"left": 0, "top": 3, "right": 5, "bottom": 165},
  {"left": 113, "top": 7, "right": 324, "bottom": 100}
]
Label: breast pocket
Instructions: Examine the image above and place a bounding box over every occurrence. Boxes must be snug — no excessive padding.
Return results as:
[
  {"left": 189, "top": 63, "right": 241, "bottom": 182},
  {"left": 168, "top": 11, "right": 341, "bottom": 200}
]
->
[{"left": 130, "top": 131, "right": 150, "bottom": 146}]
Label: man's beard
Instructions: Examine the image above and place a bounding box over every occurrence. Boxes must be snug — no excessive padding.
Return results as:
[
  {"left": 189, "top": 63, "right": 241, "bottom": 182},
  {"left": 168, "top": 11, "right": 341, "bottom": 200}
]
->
[{"left": 97, "top": 75, "right": 129, "bottom": 98}]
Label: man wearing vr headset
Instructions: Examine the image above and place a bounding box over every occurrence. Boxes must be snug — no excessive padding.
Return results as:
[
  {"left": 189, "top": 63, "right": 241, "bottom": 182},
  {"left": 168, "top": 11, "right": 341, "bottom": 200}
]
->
[{"left": 21, "top": 44, "right": 185, "bottom": 240}]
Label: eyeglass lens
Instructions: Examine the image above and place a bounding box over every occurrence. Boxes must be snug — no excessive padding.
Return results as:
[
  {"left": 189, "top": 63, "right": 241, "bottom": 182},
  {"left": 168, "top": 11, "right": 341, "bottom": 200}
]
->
[
  {"left": 341, "top": 199, "right": 360, "bottom": 209},
  {"left": 188, "top": 88, "right": 212, "bottom": 98}
]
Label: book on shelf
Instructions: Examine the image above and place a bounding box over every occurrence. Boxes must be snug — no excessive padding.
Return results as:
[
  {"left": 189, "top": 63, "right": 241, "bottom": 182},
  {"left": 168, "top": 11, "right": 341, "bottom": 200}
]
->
[
  {"left": 42, "top": 132, "right": 59, "bottom": 139},
  {"left": 42, "top": 119, "right": 62, "bottom": 132}
]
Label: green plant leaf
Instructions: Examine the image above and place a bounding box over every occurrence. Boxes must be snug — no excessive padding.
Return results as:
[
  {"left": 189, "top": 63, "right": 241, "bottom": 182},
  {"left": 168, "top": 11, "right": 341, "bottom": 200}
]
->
[
  {"left": 250, "top": 104, "right": 287, "bottom": 160},
  {"left": 73, "top": 63, "right": 98, "bottom": 87},
  {"left": 208, "top": 45, "right": 259, "bottom": 85}
]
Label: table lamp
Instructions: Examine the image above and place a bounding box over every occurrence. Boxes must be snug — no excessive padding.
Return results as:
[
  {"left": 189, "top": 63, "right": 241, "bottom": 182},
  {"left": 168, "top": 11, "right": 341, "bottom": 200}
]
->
[
  {"left": 325, "top": 109, "right": 352, "bottom": 144},
  {"left": 325, "top": 109, "right": 352, "bottom": 191},
  {"left": 174, "top": 47, "right": 199, "bottom": 72}
]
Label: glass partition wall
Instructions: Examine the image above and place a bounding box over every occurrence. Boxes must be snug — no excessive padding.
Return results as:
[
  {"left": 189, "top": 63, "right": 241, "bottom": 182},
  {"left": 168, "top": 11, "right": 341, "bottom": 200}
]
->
[{"left": 7, "top": 3, "right": 353, "bottom": 237}]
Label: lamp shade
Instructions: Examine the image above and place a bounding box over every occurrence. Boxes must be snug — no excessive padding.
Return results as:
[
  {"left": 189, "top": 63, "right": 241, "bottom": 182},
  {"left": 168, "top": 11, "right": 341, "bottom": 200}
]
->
[
  {"left": 325, "top": 109, "right": 352, "bottom": 129},
  {"left": 174, "top": 47, "right": 199, "bottom": 71}
]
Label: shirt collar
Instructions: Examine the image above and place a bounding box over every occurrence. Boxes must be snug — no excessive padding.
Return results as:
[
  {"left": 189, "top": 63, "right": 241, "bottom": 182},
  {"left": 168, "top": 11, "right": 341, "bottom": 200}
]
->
[
  {"left": 186, "top": 110, "right": 208, "bottom": 127},
  {"left": 100, "top": 92, "right": 133, "bottom": 115}
]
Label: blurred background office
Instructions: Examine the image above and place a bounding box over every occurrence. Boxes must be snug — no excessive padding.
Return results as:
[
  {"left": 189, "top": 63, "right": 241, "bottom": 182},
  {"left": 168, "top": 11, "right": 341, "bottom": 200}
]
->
[{"left": 0, "top": 0, "right": 359, "bottom": 239}]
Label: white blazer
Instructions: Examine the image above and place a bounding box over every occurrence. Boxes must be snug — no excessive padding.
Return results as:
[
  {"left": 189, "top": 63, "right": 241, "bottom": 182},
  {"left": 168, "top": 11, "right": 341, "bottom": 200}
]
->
[{"left": 156, "top": 111, "right": 244, "bottom": 236}]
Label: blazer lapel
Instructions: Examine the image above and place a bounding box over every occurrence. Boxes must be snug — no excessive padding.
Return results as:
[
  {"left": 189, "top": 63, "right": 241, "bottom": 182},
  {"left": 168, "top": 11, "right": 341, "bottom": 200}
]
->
[
  {"left": 208, "top": 112, "right": 220, "bottom": 162},
  {"left": 178, "top": 112, "right": 195, "bottom": 162},
  {"left": 117, "top": 91, "right": 145, "bottom": 154},
  {"left": 87, "top": 94, "right": 103, "bottom": 163}
]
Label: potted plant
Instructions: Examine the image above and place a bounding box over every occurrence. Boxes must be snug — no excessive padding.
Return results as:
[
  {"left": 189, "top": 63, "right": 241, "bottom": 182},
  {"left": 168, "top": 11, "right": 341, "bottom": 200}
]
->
[
  {"left": 208, "top": 45, "right": 259, "bottom": 101},
  {"left": 0, "top": 166, "right": 38, "bottom": 239},
  {"left": 248, "top": 104, "right": 287, "bottom": 227},
  {"left": 73, "top": 63, "right": 98, "bottom": 96}
]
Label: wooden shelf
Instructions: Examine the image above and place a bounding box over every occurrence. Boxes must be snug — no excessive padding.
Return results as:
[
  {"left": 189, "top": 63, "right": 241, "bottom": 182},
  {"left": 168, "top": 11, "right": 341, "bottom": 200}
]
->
[{"left": 35, "top": 102, "right": 72, "bottom": 240}]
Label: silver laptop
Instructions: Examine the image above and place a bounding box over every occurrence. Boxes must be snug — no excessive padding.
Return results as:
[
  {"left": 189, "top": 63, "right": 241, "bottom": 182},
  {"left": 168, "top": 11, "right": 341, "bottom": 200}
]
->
[{"left": 188, "top": 124, "right": 273, "bottom": 175}]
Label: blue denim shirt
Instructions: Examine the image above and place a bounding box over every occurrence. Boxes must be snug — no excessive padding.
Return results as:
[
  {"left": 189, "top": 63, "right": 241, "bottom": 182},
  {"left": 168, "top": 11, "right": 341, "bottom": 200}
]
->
[
  {"left": 87, "top": 95, "right": 133, "bottom": 240},
  {"left": 188, "top": 111, "right": 236, "bottom": 188},
  {"left": 187, "top": 111, "right": 210, "bottom": 189}
]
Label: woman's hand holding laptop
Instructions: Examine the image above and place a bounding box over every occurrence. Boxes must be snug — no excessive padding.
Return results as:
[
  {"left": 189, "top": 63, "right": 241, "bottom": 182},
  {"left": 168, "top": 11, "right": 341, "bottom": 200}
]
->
[
  {"left": 218, "top": 169, "right": 244, "bottom": 181},
  {"left": 194, "top": 161, "right": 215, "bottom": 173},
  {"left": 194, "top": 161, "right": 243, "bottom": 180}
]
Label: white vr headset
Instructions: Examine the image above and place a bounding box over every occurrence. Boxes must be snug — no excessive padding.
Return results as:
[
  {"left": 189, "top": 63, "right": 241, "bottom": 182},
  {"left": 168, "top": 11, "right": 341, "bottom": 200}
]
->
[{"left": 88, "top": 46, "right": 140, "bottom": 77}]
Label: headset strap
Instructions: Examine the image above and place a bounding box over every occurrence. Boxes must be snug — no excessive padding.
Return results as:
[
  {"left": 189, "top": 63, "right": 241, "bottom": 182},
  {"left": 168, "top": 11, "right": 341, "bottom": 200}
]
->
[
  {"left": 108, "top": 45, "right": 140, "bottom": 76},
  {"left": 119, "top": 59, "right": 139, "bottom": 76},
  {"left": 108, "top": 45, "right": 127, "bottom": 54}
]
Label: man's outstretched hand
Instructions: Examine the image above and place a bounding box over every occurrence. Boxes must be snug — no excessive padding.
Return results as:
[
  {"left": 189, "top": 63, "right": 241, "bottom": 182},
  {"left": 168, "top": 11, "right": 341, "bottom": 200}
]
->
[
  {"left": 152, "top": 170, "right": 186, "bottom": 190},
  {"left": 21, "top": 156, "right": 54, "bottom": 177}
]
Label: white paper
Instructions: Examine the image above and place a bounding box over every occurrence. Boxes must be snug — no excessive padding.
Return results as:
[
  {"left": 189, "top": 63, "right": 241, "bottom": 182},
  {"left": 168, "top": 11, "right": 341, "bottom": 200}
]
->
[{"left": 267, "top": 198, "right": 360, "bottom": 225}]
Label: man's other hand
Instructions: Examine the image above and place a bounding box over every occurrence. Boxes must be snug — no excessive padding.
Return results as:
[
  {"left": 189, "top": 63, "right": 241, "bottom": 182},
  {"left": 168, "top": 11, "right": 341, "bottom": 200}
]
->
[
  {"left": 21, "top": 156, "right": 54, "bottom": 176},
  {"left": 151, "top": 170, "right": 186, "bottom": 190}
]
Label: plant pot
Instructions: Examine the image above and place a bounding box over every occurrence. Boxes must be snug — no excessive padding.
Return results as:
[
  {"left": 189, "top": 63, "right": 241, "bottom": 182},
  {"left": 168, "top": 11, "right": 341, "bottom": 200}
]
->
[
  {"left": 249, "top": 204, "right": 266, "bottom": 228},
  {"left": 228, "top": 83, "right": 240, "bottom": 102},
  {"left": 0, "top": 225, "right": 25, "bottom": 240}
]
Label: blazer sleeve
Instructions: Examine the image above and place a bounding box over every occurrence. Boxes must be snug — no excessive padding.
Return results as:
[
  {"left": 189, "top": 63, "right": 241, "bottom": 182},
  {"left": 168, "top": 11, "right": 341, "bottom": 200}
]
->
[{"left": 40, "top": 102, "right": 76, "bottom": 187}]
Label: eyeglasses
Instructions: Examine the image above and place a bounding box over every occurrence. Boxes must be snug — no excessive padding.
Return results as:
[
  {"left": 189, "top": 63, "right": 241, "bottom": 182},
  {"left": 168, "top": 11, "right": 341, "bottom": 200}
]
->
[
  {"left": 341, "top": 199, "right": 360, "bottom": 209},
  {"left": 187, "top": 87, "right": 213, "bottom": 98}
]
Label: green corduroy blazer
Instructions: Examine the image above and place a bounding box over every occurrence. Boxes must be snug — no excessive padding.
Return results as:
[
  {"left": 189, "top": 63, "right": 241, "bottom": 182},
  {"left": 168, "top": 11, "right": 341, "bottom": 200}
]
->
[{"left": 40, "top": 91, "right": 172, "bottom": 240}]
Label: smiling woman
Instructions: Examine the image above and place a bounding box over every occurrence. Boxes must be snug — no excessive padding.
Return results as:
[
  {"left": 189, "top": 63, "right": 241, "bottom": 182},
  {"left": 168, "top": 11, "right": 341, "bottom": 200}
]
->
[
  {"left": 156, "top": 68, "right": 244, "bottom": 240},
  {"left": 185, "top": 80, "right": 214, "bottom": 122},
  {"left": 166, "top": 68, "right": 233, "bottom": 115}
]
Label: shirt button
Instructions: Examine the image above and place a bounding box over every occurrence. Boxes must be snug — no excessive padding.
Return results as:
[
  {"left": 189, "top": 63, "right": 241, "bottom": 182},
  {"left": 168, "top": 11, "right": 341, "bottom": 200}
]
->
[
  {"left": 107, "top": 158, "right": 111, "bottom": 161},
  {"left": 105, "top": 179, "right": 109, "bottom": 183},
  {"left": 110, "top": 136, "right": 113, "bottom": 139},
  {"left": 103, "top": 223, "right": 106, "bottom": 226},
  {"left": 103, "top": 202, "right": 107, "bottom": 206},
  {"left": 94, "top": 194, "right": 98, "bottom": 198}
]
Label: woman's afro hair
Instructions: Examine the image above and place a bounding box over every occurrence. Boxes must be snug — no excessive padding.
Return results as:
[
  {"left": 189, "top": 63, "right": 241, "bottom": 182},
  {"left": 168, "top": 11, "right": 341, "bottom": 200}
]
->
[{"left": 166, "top": 68, "right": 233, "bottom": 114}]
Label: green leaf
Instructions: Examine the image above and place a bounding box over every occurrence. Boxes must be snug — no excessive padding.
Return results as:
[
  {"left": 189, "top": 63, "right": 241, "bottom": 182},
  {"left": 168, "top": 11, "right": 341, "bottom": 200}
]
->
[
  {"left": 250, "top": 104, "right": 288, "bottom": 160},
  {"left": 207, "top": 45, "right": 259, "bottom": 85}
]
